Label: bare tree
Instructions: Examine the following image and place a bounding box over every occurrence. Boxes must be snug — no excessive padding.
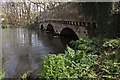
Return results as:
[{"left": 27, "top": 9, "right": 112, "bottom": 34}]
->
[{"left": 2, "top": 1, "right": 63, "bottom": 27}]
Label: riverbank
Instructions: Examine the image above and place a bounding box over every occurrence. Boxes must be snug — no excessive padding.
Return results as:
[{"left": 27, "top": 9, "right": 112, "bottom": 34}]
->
[
  {"left": 39, "top": 38, "right": 120, "bottom": 79},
  {"left": 18, "top": 38, "right": 120, "bottom": 79}
]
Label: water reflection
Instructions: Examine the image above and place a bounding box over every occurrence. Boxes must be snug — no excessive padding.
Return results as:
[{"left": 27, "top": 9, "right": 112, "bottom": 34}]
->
[{"left": 2, "top": 28, "right": 68, "bottom": 78}]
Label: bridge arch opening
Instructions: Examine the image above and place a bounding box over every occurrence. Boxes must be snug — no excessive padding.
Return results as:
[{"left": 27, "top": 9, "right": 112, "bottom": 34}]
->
[
  {"left": 60, "top": 27, "right": 79, "bottom": 47},
  {"left": 41, "top": 25, "right": 44, "bottom": 30},
  {"left": 60, "top": 27, "right": 79, "bottom": 39},
  {"left": 46, "top": 24, "right": 55, "bottom": 33}
]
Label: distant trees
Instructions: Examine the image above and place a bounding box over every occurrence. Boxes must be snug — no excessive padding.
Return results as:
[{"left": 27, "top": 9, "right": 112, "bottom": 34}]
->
[
  {"left": 2, "top": 2, "right": 38, "bottom": 26},
  {"left": 77, "top": 2, "right": 120, "bottom": 38},
  {"left": 2, "top": 1, "right": 61, "bottom": 26}
]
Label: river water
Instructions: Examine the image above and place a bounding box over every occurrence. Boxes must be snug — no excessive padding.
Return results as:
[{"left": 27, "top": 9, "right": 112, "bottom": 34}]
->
[{"left": 2, "top": 28, "right": 75, "bottom": 78}]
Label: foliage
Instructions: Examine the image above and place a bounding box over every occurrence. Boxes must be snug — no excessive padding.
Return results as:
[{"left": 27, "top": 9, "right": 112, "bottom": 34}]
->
[
  {"left": 21, "top": 73, "right": 28, "bottom": 80},
  {"left": 40, "top": 38, "right": 120, "bottom": 79},
  {"left": 99, "top": 39, "right": 120, "bottom": 79},
  {"left": 103, "top": 38, "right": 120, "bottom": 49},
  {"left": 101, "top": 38, "right": 120, "bottom": 62},
  {"left": 77, "top": 2, "right": 120, "bottom": 38},
  {"left": 40, "top": 46, "right": 98, "bottom": 78},
  {"left": 70, "top": 38, "right": 102, "bottom": 54},
  {"left": 0, "top": 69, "right": 5, "bottom": 80},
  {"left": 0, "top": 61, "right": 5, "bottom": 80},
  {"left": 78, "top": 2, "right": 112, "bottom": 26}
]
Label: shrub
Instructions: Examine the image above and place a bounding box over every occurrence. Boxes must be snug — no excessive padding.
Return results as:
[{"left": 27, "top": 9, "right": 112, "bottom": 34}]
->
[
  {"left": 40, "top": 38, "right": 120, "bottom": 79},
  {"left": 0, "top": 69, "right": 5, "bottom": 80},
  {"left": 0, "top": 61, "right": 5, "bottom": 80},
  {"left": 103, "top": 38, "right": 120, "bottom": 49},
  {"left": 70, "top": 38, "right": 102, "bottom": 54},
  {"left": 40, "top": 46, "right": 98, "bottom": 78}
]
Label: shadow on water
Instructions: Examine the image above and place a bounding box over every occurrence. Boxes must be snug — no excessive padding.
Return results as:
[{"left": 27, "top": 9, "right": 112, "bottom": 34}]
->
[
  {"left": 44, "top": 30, "right": 79, "bottom": 52},
  {"left": 60, "top": 36, "right": 78, "bottom": 47},
  {"left": 37, "top": 30, "right": 67, "bottom": 54}
]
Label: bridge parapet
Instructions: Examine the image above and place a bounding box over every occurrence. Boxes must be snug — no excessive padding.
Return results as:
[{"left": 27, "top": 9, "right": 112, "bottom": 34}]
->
[{"left": 39, "top": 19, "right": 97, "bottom": 28}]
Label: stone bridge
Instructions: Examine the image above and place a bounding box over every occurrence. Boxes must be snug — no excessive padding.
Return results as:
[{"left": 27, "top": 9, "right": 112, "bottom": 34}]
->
[{"left": 36, "top": 3, "right": 97, "bottom": 38}]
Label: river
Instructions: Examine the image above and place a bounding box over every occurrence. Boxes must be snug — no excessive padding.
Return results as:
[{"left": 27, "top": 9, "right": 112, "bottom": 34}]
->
[{"left": 2, "top": 28, "right": 76, "bottom": 78}]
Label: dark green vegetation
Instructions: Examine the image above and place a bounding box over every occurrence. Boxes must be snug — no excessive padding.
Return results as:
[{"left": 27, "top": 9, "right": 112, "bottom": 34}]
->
[
  {"left": 40, "top": 38, "right": 120, "bottom": 79},
  {"left": 77, "top": 2, "right": 120, "bottom": 38},
  {"left": 1, "top": 23, "right": 7, "bottom": 28},
  {"left": 0, "top": 61, "right": 5, "bottom": 80},
  {"left": 0, "top": 69, "right": 5, "bottom": 80}
]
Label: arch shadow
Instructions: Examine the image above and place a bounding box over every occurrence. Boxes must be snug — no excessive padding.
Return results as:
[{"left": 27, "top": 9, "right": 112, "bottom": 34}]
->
[
  {"left": 40, "top": 25, "right": 44, "bottom": 30},
  {"left": 60, "top": 27, "right": 79, "bottom": 39},
  {"left": 60, "top": 27, "right": 79, "bottom": 46},
  {"left": 46, "top": 24, "right": 55, "bottom": 33}
]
